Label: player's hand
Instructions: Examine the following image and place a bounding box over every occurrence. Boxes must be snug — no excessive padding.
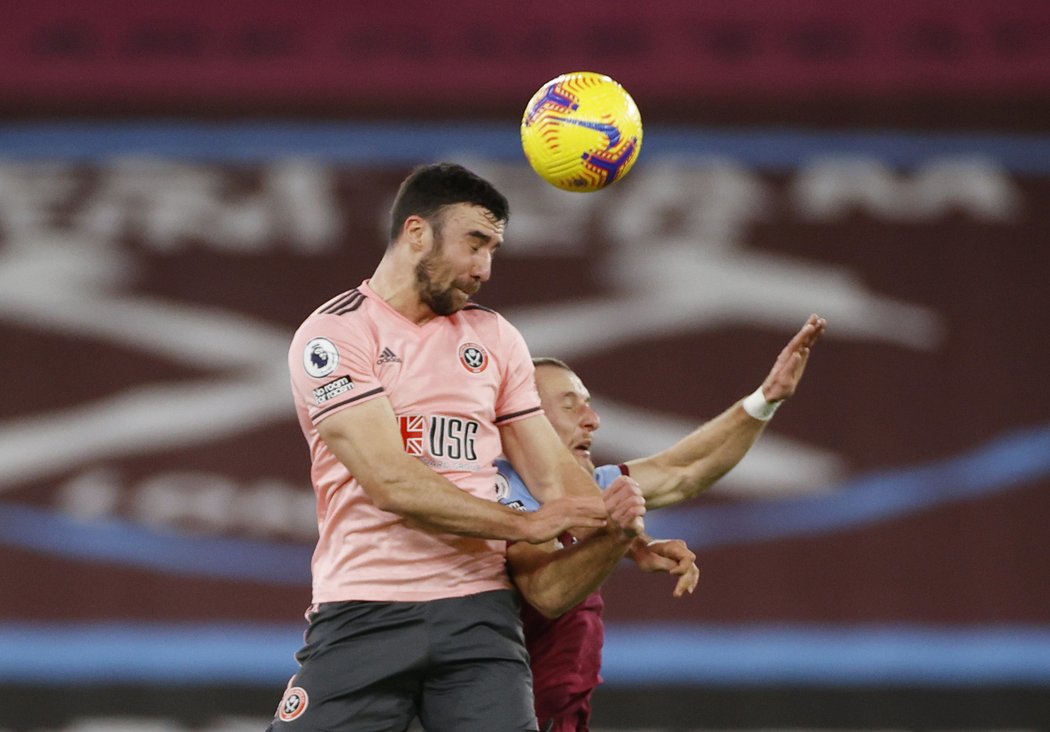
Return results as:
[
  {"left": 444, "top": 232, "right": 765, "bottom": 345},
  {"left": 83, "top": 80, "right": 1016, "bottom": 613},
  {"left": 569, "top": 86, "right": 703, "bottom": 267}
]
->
[
  {"left": 632, "top": 538, "right": 699, "bottom": 598},
  {"left": 524, "top": 495, "right": 607, "bottom": 544},
  {"left": 760, "top": 313, "right": 827, "bottom": 403},
  {"left": 601, "top": 476, "right": 646, "bottom": 538}
]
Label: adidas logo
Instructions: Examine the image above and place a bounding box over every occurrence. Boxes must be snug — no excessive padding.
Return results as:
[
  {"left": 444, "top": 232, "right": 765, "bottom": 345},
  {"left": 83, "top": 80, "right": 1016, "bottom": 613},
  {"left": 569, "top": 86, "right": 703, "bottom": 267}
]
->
[{"left": 377, "top": 347, "right": 401, "bottom": 365}]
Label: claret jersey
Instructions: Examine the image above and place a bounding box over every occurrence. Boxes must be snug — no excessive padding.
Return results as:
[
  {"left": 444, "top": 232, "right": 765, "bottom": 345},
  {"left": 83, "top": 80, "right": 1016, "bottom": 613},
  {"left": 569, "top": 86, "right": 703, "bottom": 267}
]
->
[
  {"left": 496, "top": 458, "right": 627, "bottom": 727},
  {"left": 288, "top": 280, "right": 542, "bottom": 603}
]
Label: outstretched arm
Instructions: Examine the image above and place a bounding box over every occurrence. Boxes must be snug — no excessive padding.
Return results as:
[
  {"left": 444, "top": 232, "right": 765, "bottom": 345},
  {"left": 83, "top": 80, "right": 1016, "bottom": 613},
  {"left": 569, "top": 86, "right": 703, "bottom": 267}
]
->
[
  {"left": 627, "top": 314, "right": 827, "bottom": 508},
  {"left": 508, "top": 476, "right": 646, "bottom": 618}
]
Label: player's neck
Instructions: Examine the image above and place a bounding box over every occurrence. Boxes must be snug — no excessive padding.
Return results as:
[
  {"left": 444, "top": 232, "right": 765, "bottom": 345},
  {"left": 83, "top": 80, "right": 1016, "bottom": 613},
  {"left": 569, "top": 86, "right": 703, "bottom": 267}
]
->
[{"left": 370, "top": 256, "right": 438, "bottom": 326}]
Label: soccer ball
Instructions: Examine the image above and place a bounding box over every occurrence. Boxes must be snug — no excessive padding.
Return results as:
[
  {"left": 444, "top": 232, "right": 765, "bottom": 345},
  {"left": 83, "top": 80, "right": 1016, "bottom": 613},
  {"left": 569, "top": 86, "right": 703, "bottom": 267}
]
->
[{"left": 520, "top": 71, "right": 643, "bottom": 192}]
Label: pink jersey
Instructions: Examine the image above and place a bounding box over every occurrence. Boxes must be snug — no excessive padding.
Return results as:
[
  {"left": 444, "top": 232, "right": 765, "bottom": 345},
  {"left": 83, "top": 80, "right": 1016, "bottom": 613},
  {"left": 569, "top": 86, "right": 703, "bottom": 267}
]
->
[{"left": 288, "top": 280, "right": 542, "bottom": 603}]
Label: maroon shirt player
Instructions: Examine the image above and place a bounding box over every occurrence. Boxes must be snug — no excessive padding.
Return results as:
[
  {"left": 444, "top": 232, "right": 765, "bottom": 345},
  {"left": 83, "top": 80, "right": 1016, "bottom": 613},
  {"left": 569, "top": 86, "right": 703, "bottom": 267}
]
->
[{"left": 503, "top": 314, "right": 827, "bottom": 731}]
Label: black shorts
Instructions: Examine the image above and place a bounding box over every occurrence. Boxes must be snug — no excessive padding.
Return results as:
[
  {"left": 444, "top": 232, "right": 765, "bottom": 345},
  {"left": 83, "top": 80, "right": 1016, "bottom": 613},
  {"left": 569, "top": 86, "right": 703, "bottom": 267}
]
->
[{"left": 266, "top": 589, "right": 538, "bottom": 732}]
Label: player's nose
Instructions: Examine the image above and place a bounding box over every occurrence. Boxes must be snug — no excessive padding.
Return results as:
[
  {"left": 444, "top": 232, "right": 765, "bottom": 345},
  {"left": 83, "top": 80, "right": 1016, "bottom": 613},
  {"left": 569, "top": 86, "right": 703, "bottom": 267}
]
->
[
  {"left": 581, "top": 404, "right": 600, "bottom": 430},
  {"left": 471, "top": 251, "right": 493, "bottom": 281}
]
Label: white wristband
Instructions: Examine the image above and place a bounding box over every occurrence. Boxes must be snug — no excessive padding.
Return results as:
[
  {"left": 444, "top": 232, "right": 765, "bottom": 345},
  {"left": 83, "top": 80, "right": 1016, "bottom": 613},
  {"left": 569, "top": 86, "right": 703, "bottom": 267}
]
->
[{"left": 742, "top": 386, "right": 780, "bottom": 421}]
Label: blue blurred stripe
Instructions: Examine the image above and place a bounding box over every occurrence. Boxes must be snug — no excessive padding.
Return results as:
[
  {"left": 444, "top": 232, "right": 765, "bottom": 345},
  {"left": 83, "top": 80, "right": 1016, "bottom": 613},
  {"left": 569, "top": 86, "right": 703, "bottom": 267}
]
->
[
  {"left": 3, "top": 424, "right": 1048, "bottom": 583},
  {"left": 2, "top": 622, "right": 1048, "bottom": 686},
  {"left": 0, "top": 622, "right": 304, "bottom": 685},
  {"left": 0, "top": 122, "right": 1049, "bottom": 172},
  {"left": 645, "top": 422, "right": 1050, "bottom": 551},
  {"left": 602, "top": 624, "right": 1050, "bottom": 687},
  {"left": 0, "top": 506, "right": 312, "bottom": 585}
]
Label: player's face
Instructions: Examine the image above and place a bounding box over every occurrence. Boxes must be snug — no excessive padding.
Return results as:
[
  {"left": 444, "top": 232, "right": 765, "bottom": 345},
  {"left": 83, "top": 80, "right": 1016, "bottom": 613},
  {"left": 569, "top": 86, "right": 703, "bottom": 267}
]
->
[
  {"left": 415, "top": 203, "right": 504, "bottom": 316},
  {"left": 535, "top": 364, "right": 601, "bottom": 472}
]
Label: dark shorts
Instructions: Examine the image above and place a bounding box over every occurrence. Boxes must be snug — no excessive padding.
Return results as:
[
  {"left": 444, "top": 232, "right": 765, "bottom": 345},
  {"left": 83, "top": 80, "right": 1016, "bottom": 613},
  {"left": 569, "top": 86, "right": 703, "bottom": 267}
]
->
[{"left": 266, "top": 589, "right": 538, "bottom": 732}]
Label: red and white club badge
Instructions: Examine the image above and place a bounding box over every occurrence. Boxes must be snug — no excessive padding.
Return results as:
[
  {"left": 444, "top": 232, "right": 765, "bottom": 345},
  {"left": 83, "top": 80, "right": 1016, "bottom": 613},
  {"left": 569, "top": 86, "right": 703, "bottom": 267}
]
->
[
  {"left": 458, "top": 342, "right": 488, "bottom": 373},
  {"left": 278, "top": 686, "right": 309, "bottom": 722}
]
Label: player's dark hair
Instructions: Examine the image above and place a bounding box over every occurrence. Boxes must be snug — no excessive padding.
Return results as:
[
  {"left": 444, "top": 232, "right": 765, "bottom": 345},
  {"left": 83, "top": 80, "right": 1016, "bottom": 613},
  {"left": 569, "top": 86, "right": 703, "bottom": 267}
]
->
[{"left": 388, "top": 163, "right": 510, "bottom": 243}]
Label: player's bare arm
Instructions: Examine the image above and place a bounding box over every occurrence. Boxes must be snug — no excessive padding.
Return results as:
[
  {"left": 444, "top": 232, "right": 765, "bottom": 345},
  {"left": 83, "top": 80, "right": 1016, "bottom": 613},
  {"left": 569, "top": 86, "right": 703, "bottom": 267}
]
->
[
  {"left": 318, "top": 398, "right": 607, "bottom": 543},
  {"left": 507, "top": 475, "right": 646, "bottom": 618},
  {"left": 626, "top": 314, "right": 827, "bottom": 509}
]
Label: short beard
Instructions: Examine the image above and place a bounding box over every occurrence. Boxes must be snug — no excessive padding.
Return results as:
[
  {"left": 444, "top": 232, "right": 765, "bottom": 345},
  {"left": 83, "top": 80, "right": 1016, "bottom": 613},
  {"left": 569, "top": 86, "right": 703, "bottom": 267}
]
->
[
  {"left": 415, "top": 231, "right": 467, "bottom": 316},
  {"left": 416, "top": 253, "right": 460, "bottom": 315}
]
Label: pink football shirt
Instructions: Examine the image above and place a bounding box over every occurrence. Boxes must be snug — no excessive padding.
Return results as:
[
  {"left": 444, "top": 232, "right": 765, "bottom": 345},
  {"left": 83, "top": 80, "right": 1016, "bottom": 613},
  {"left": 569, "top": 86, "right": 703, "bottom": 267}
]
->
[{"left": 288, "top": 280, "right": 542, "bottom": 603}]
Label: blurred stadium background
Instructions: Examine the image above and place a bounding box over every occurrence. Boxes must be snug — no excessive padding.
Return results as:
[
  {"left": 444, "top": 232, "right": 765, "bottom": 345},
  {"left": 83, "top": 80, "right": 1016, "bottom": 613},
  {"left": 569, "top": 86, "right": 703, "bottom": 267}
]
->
[{"left": 1, "top": 1, "right": 1049, "bottom": 730}]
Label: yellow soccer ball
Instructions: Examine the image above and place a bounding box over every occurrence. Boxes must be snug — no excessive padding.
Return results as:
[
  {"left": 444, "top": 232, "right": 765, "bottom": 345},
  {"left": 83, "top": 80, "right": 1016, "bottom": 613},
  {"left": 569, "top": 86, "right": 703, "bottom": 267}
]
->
[{"left": 520, "top": 71, "right": 643, "bottom": 192}]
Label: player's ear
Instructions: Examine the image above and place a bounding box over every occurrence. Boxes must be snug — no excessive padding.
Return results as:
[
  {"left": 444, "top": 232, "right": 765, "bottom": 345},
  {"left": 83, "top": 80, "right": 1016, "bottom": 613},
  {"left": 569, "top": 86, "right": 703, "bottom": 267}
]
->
[{"left": 401, "top": 215, "right": 429, "bottom": 252}]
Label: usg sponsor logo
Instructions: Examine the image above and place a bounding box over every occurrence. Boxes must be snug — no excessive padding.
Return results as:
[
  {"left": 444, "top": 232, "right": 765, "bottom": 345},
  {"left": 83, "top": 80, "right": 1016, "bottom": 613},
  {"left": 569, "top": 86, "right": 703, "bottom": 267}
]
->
[{"left": 398, "top": 415, "right": 479, "bottom": 462}]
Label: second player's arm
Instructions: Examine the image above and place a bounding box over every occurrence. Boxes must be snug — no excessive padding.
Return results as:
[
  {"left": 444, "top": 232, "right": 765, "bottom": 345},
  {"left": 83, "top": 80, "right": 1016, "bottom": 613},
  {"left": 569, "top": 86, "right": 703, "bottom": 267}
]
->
[
  {"left": 625, "top": 403, "right": 767, "bottom": 508},
  {"left": 628, "top": 313, "right": 826, "bottom": 509},
  {"left": 508, "top": 476, "right": 645, "bottom": 618},
  {"left": 507, "top": 534, "right": 630, "bottom": 618},
  {"left": 318, "top": 397, "right": 607, "bottom": 543}
]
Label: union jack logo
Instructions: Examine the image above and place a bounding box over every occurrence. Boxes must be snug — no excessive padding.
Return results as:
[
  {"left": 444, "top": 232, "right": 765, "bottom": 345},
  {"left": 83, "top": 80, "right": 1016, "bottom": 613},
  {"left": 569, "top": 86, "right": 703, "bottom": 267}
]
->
[{"left": 399, "top": 415, "right": 425, "bottom": 456}]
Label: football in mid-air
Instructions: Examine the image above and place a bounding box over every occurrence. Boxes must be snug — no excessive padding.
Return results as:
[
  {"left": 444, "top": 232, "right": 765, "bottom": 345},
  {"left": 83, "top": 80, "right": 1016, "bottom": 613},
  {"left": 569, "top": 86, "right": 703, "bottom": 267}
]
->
[{"left": 520, "top": 71, "right": 643, "bottom": 192}]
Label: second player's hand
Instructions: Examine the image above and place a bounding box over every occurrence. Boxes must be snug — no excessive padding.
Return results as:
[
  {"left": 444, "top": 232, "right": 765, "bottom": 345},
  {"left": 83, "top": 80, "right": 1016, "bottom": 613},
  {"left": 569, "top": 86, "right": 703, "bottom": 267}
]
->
[
  {"left": 761, "top": 313, "right": 827, "bottom": 403},
  {"left": 634, "top": 538, "right": 699, "bottom": 597}
]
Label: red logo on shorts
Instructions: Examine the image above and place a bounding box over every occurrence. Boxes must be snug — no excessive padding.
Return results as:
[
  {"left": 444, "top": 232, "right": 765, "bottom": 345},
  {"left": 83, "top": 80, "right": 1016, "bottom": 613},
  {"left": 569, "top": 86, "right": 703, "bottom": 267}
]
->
[
  {"left": 278, "top": 686, "right": 309, "bottom": 722},
  {"left": 459, "top": 342, "right": 488, "bottom": 373}
]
